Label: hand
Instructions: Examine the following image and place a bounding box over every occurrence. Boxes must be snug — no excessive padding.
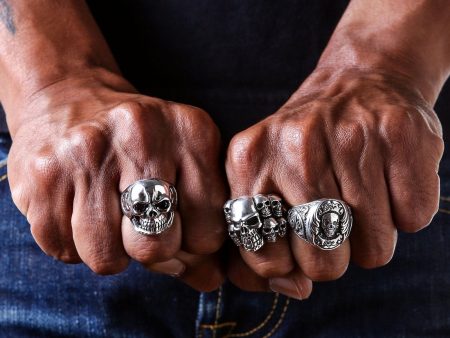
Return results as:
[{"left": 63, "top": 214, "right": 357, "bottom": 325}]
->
[
  {"left": 7, "top": 69, "right": 227, "bottom": 291},
  {"left": 225, "top": 67, "right": 444, "bottom": 299}
]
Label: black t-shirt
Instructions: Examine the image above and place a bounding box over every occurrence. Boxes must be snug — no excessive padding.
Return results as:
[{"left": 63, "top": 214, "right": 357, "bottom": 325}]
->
[{"left": 86, "top": 0, "right": 349, "bottom": 141}]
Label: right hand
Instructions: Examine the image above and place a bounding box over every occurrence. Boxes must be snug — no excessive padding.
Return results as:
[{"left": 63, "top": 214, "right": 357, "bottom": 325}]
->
[{"left": 6, "top": 68, "right": 227, "bottom": 291}]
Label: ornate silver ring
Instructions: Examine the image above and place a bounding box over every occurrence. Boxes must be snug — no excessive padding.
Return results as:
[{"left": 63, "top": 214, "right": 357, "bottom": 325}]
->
[
  {"left": 121, "top": 179, "right": 177, "bottom": 235},
  {"left": 223, "top": 194, "right": 287, "bottom": 252},
  {"left": 288, "top": 198, "right": 352, "bottom": 250}
]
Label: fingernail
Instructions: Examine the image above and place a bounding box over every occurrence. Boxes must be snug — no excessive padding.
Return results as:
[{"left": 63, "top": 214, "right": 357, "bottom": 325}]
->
[
  {"left": 149, "top": 258, "right": 186, "bottom": 277},
  {"left": 269, "top": 277, "right": 305, "bottom": 300}
]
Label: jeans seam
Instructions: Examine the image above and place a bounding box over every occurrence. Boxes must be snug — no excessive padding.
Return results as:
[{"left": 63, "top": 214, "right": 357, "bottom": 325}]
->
[
  {"left": 198, "top": 293, "right": 288, "bottom": 338},
  {"left": 213, "top": 286, "right": 223, "bottom": 338},
  {"left": 228, "top": 294, "right": 280, "bottom": 337},
  {"left": 261, "top": 298, "right": 290, "bottom": 338}
]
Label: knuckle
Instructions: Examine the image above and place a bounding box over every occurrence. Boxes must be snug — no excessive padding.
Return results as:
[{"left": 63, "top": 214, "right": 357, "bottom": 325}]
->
[
  {"left": 395, "top": 176, "right": 439, "bottom": 233},
  {"left": 176, "top": 105, "right": 221, "bottom": 151},
  {"left": 381, "top": 108, "right": 416, "bottom": 144},
  {"left": 29, "top": 152, "right": 60, "bottom": 184},
  {"left": 63, "top": 126, "right": 109, "bottom": 170},
  {"left": 10, "top": 185, "right": 28, "bottom": 215},
  {"left": 336, "top": 122, "right": 366, "bottom": 155},
  {"left": 110, "top": 101, "right": 147, "bottom": 128},
  {"left": 227, "top": 128, "right": 265, "bottom": 172}
]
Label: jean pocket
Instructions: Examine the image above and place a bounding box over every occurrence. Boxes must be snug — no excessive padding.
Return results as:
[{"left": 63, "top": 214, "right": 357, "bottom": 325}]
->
[{"left": 197, "top": 283, "right": 291, "bottom": 338}]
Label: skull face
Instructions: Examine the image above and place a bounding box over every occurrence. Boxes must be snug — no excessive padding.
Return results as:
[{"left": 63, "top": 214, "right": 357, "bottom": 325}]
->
[
  {"left": 278, "top": 217, "right": 287, "bottom": 237},
  {"left": 253, "top": 194, "right": 272, "bottom": 218},
  {"left": 224, "top": 200, "right": 241, "bottom": 246},
  {"left": 224, "top": 200, "right": 232, "bottom": 225},
  {"left": 269, "top": 195, "right": 284, "bottom": 218},
  {"left": 121, "top": 179, "right": 177, "bottom": 235},
  {"left": 230, "top": 197, "right": 264, "bottom": 251},
  {"left": 321, "top": 212, "right": 339, "bottom": 238},
  {"left": 262, "top": 218, "right": 279, "bottom": 242}
]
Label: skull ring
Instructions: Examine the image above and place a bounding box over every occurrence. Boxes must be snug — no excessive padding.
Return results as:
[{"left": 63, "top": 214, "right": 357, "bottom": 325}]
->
[
  {"left": 223, "top": 194, "right": 287, "bottom": 252},
  {"left": 121, "top": 179, "right": 177, "bottom": 235},
  {"left": 287, "top": 198, "right": 352, "bottom": 250}
]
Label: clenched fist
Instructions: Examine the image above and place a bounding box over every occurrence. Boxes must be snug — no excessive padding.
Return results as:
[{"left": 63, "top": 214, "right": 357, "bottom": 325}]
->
[
  {"left": 226, "top": 68, "right": 444, "bottom": 299},
  {"left": 7, "top": 69, "right": 228, "bottom": 291}
]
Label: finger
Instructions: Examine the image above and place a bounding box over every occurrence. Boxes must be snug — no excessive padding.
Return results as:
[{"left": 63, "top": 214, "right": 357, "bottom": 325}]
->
[
  {"left": 333, "top": 124, "right": 397, "bottom": 268},
  {"left": 276, "top": 120, "right": 351, "bottom": 281},
  {"left": 120, "top": 164, "right": 181, "bottom": 265},
  {"left": 386, "top": 131, "right": 443, "bottom": 233},
  {"left": 122, "top": 212, "right": 182, "bottom": 264},
  {"left": 345, "top": 162, "right": 397, "bottom": 268},
  {"left": 226, "top": 246, "right": 271, "bottom": 292},
  {"left": 225, "top": 129, "right": 296, "bottom": 279},
  {"left": 227, "top": 246, "right": 313, "bottom": 299},
  {"left": 72, "top": 173, "right": 129, "bottom": 275},
  {"left": 145, "top": 251, "right": 225, "bottom": 291},
  {"left": 269, "top": 269, "right": 313, "bottom": 300},
  {"left": 21, "top": 153, "right": 81, "bottom": 263},
  {"left": 280, "top": 166, "right": 351, "bottom": 281},
  {"left": 176, "top": 108, "right": 228, "bottom": 255}
]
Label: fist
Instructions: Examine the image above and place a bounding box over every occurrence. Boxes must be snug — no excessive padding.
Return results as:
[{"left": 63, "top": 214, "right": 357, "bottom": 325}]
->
[
  {"left": 225, "top": 68, "right": 444, "bottom": 298},
  {"left": 7, "top": 70, "right": 227, "bottom": 291}
]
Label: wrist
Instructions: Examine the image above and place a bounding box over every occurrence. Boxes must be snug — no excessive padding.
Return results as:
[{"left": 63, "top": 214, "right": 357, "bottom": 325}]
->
[
  {"left": 316, "top": 30, "right": 446, "bottom": 106},
  {"left": 316, "top": 1, "right": 450, "bottom": 106},
  {"left": 4, "top": 67, "right": 136, "bottom": 137}
]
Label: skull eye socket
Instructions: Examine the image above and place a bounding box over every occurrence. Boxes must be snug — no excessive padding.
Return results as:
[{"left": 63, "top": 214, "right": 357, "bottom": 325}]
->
[
  {"left": 245, "top": 215, "right": 259, "bottom": 226},
  {"left": 265, "top": 201, "right": 270, "bottom": 206},
  {"left": 257, "top": 203, "right": 263, "bottom": 209},
  {"left": 133, "top": 202, "right": 149, "bottom": 214},
  {"left": 155, "top": 199, "right": 171, "bottom": 212},
  {"left": 272, "top": 201, "right": 279, "bottom": 207},
  {"left": 224, "top": 207, "right": 230, "bottom": 213}
]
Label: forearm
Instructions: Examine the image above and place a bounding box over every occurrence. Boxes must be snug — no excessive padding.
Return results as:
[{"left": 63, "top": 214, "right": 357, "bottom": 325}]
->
[
  {"left": 0, "top": 0, "right": 120, "bottom": 118},
  {"left": 317, "top": 0, "right": 450, "bottom": 105}
]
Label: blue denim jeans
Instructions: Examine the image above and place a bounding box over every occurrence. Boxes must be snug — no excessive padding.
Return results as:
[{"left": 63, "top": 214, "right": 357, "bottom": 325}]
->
[{"left": 1, "top": 129, "right": 450, "bottom": 337}]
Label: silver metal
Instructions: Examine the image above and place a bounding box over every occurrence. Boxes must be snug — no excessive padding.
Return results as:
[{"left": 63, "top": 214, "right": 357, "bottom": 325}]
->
[
  {"left": 224, "top": 194, "right": 287, "bottom": 251},
  {"left": 288, "top": 198, "right": 352, "bottom": 250},
  {"left": 121, "top": 179, "right": 177, "bottom": 235}
]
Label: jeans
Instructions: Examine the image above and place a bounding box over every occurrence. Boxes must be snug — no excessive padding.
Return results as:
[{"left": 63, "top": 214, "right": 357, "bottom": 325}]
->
[{"left": 1, "top": 130, "right": 450, "bottom": 338}]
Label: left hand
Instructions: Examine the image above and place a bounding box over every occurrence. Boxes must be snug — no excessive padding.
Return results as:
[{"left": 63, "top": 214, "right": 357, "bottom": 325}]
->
[{"left": 225, "top": 67, "right": 444, "bottom": 299}]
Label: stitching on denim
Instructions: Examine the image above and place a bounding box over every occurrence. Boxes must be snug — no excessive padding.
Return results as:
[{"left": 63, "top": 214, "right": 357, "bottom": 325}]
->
[
  {"left": 199, "top": 293, "right": 281, "bottom": 337},
  {"left": 440, "top": 196, "right": 450, "bottom": 202},
  {"left": 213, "top": 286, "right": 223, "bottom": 338},
  {"left": 0, "top": 173, "right": 7, "bottom": 182},
  {"left": 262, "top": 298, "right": 290, "bottom": 338},
  {"left": 200, "top": 322, "right": 238, "bottom": 330},
  {"left": 229, "top": 293, "right": 279, "bottom": 337}
]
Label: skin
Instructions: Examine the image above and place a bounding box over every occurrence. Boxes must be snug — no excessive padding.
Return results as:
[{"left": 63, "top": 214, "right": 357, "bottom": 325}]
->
[
  {"left": 0, "top": 1, "right": 227, "bottom": 292},
  {"left": 226, "top": 0, "right": 450, "bottom": 298},
  {"left": 0, "top": 0, "right": 449, "bottom": 300}
]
